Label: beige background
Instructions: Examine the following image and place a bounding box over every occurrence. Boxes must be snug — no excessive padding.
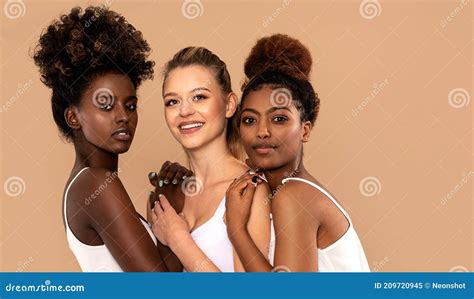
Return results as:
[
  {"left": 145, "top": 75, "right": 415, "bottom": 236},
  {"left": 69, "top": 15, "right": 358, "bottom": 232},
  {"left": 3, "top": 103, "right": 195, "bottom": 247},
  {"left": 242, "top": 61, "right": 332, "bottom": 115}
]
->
[{"left": 0, "top": 0, "right": 472, "bottom": 272}]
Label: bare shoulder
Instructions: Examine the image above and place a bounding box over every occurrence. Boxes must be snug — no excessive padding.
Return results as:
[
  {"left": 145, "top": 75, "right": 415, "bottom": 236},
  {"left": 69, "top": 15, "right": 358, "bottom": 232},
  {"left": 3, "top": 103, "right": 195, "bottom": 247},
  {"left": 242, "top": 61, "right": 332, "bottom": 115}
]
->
[
  {"left": 272, "top": 179, "right": 327, "bottom": 225},
  {"left": 68, "top": 167, "right": 127, "bottom": 209}
]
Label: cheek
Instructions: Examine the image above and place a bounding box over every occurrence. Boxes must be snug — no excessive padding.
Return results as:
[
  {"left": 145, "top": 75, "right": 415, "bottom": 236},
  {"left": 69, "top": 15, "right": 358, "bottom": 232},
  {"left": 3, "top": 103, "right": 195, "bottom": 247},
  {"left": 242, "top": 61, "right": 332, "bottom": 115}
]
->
[
  {"left": 164, "top": 109, "right": 177, "bottom": 128},
  {"left": 276, "top": 126, "right": 301, "bottom": 149},
  {"left": 203, "top": 99, "right": 226, "bottom": 120},
  {"left": 239, "top": 126, "right": 254, "bottom": 145}
]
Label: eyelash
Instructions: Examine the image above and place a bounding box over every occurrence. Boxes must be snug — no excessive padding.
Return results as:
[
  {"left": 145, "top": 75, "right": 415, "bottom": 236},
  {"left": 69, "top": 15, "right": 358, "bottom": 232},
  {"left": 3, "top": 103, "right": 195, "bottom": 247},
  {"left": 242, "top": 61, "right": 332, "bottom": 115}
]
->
[
  {"left": 100, "top": 103, "right": 137, "bottom": 111},
  {"left": 165, "top": 94, "right": 207, "bottom": 107},
  {"left": 241, "top": 116, "right": 288, "bottom": 125}
]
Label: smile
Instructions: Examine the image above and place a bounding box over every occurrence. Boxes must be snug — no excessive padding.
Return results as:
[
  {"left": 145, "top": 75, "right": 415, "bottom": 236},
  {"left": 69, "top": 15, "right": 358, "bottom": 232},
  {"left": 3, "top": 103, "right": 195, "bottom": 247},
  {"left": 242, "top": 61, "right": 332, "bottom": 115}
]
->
[{"left": 178, "top": 121, "right": 205, "bottom": 134}]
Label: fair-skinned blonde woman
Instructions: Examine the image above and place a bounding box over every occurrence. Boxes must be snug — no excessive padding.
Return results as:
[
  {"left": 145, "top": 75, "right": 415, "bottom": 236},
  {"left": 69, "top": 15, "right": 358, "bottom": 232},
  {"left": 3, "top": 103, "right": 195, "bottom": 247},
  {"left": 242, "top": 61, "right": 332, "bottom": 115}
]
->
[{"left": 149, "top": 47, "right": 271, "bottom": 272}]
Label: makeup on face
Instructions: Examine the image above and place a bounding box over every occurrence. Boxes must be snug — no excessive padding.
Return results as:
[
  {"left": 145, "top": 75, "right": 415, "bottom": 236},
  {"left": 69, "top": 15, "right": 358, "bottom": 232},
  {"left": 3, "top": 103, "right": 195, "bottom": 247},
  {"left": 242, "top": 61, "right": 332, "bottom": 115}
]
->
[
  {"left": 78, "top": 73, "right": 138, "bottom": 154},
  {"left": 239, "top": 86, "right": 304, "bottom": 170},
  {"left": 162, "top": 65, "right": 228, "bottom": 149}
]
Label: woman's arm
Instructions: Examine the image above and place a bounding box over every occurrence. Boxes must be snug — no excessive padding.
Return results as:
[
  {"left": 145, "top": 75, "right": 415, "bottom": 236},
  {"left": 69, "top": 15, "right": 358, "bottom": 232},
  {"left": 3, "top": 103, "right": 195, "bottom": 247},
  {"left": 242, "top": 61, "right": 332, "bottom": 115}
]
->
[
  {"left": 82, "top": 168, "right": 167, "bottom": 271},
  {"left": 271, "top": 182, "right": 318, "bottom": 272},
  {"left": 227, "top": 176, "right": 319, "bottom": 272},
  {"left": 231, "top": 182, "right": 272, "bottom": 272},
  {"left": 147, "top": 161, "right": 193, "bottom": 272},
  {"left": 226, "top": 174, "right": 273, "bottom": 271}
]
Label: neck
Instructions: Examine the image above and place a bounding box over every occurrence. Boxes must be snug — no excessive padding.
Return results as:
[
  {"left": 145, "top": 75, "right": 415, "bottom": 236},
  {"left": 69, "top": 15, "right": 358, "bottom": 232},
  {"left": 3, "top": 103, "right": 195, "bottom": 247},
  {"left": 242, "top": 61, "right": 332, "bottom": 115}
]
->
[
  {"left": 72, "top": 135, "right": 118, "bottom": 172},
  {"left": 263, "top": 159, "right": 310, "bottom": 191},
  {"left": 186, "top": 134, "right": 240, "bottom": 185}
]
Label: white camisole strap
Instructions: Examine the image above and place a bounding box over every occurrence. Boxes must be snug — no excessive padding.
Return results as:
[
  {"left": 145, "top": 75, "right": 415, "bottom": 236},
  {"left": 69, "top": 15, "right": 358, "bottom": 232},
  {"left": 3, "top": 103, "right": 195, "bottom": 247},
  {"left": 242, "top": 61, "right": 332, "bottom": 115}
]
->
[{"left": 282, "top": 177, "right": 352, "bottom": 225}]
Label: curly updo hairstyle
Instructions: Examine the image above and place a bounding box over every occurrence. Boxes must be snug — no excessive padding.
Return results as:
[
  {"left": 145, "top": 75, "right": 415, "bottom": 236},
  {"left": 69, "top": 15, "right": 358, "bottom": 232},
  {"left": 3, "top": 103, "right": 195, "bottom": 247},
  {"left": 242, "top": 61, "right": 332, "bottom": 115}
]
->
[
  {"left": 241, "top": 34, "right": 320, "bottom": 125},
  {"left": 33, "top": 6, "right": 155, "bottom": 141}
]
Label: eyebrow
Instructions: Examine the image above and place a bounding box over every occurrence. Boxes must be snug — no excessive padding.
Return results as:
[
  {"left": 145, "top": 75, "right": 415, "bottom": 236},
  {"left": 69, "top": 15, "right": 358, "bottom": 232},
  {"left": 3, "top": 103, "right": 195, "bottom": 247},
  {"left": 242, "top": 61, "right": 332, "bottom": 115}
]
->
[
  {"left": 240, "top": 106, "right": 292, "bottom": 115},
  {"left": 163, "top": 87, "right": 211, "bottom": 98},
  {"left": 124, "top": 95, "right": 138, "bottom": 101}
]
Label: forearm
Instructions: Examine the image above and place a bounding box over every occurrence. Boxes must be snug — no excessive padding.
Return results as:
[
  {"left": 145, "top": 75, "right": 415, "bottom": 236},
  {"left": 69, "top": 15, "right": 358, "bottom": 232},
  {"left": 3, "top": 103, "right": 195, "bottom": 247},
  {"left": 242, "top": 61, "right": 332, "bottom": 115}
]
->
[
  {"left": 156, "top": 242, "right": 183, "bottom": 272},
  {"left": 229, "top": 227, "right": 273, "bottom": 272},
  {"left": 169, "top": 234, "right": 221, "bottom": 272}
]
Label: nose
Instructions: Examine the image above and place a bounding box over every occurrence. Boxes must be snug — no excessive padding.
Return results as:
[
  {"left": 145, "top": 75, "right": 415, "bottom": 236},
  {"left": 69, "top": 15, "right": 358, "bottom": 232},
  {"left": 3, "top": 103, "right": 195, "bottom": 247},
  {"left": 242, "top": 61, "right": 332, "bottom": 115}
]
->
[
  {"left": 257, "top": 120, "right": 270, "bottom": 139},
  {"left": 115, "top": 103, "right": 129, "bottom": 124},
  {"left": 178, "top": 98, "right": 195, "bottom": 117}
]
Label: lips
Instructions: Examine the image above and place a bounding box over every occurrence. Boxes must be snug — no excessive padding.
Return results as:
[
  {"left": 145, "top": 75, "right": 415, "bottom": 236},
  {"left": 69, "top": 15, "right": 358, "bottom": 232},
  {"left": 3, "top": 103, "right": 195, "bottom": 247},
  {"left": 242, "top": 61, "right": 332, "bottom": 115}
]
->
[
  {"left": 111, "top": 127, "right": 132, "bottom": 141},
  {"left": 253, "top": 143, "right": 277, "bottom": 155},
  {"left": 178, "top": 121, "right": 205, "bottom": 134}
]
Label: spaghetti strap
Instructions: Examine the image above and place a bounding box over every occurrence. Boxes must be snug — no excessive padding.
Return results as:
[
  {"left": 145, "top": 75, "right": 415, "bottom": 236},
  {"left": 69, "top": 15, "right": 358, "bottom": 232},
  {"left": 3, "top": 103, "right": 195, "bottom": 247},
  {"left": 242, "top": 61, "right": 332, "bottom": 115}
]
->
[
  {"left": 282, "top": 177, "right": 352, "bottom": 225},
  {"left": 63, "top": 167, "right": 90, "bottom": 228}
]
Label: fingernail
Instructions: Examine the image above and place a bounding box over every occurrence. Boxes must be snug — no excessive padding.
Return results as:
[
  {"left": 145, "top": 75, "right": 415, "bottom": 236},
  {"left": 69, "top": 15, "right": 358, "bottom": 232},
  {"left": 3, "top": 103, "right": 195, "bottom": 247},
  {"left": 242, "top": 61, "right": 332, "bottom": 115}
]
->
[
  {"left": 182, "top": 175, "right": 187, "bottom": 180},
  {"left": 148, "top": 172, "right": 157, "bottom": 179},
  {"left": 159, "top": 180, "right": 164, "bottom": 188},
  {"left": 158, "top": 194, "right": 164, "bottom": 198},
  {"left": 172, "top": 179, "right": 178, "bottom": 185},
  {"left": 164, "top": 179, "right": 169, "bottom": 185}
]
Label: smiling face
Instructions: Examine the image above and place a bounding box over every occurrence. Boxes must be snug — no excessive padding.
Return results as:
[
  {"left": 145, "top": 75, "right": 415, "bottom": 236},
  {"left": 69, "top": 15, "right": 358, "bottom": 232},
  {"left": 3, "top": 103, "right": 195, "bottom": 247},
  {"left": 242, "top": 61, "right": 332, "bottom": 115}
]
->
[
  {"left": 239, "top": 85, "right": 312, "bottom": 171},
  {"left": 162, "top": 65, "right": 234, "bottom": 150},
  {"left": 69, "top": 72, "right": 138, "bottom": 154}
]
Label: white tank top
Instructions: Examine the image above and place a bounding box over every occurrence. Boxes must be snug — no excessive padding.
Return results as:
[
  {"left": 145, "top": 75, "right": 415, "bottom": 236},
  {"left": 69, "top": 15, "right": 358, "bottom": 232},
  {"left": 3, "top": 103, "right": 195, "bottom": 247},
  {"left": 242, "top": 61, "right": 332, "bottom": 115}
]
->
[
  {"left": 187, "top": 197, "right": 236, "bottom": 272},
  {"left": 63, "top": 167, "right": 157, "bottom": 272},
  {"left": 281, "top": 177, "right": 370, "bottom": 272}
]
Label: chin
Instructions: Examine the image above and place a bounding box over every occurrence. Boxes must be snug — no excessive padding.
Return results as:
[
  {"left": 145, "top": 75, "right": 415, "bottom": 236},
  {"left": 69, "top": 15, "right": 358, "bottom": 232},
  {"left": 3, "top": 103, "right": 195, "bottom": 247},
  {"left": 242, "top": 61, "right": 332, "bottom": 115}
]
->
[
  {"left": 250, "top": 156, "right": 280, "bottom": 171},
  {"left": 110, "top": 144, "right": 131, "bottom": 154}
]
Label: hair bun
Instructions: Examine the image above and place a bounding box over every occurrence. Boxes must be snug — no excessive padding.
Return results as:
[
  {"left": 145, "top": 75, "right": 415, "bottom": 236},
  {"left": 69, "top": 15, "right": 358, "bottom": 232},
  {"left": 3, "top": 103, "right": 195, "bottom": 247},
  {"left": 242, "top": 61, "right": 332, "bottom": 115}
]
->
[{"left": 244, "top": 34, "right": 312, "bottom": 82}]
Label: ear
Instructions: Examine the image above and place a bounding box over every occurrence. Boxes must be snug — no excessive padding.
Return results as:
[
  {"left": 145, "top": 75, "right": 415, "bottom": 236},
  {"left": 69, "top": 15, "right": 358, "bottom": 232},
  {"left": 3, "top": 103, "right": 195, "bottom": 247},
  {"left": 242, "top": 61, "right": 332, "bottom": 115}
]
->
[
  {"left": 225, "top": 92, "right": 238, "bottom": 118},
  {"left": 301, "top": 121, "right": 312, "bottom": 143},
  {"left": 64, "top": 107, "right": 81, "bottom": 130}
]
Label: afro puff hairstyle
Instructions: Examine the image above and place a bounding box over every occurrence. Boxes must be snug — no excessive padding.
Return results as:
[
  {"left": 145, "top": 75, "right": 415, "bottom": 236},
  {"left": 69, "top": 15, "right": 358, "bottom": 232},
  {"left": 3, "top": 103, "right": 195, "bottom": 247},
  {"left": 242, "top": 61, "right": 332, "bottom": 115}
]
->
[
  {"left": 33, "top": 6, "right": 155, "bottom": 141},
  {"left": 241, "top": 34, "right": 320, "bottom": 125}
]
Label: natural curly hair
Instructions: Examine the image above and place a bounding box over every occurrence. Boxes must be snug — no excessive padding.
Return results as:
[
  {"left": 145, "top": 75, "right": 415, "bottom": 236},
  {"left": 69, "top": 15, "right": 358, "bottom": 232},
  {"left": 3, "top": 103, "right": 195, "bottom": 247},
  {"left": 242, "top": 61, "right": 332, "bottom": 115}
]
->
[
  {"left": 33, "top": 6, "right": 155, "bottom": 140},
  {"left": 241, "top": 34, "right": 320, "bottom": 125}
]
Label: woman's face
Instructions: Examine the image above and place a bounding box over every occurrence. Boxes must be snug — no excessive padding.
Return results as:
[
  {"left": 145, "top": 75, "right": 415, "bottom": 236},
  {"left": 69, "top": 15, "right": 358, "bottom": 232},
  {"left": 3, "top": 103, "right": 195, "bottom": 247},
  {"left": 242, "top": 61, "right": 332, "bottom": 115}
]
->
[
  {"left": 239, "top": 85, "right": 310, "bottom": 170},
  {"left": 163, "top": 65, "right": 232, "bottom": 150},
  {"left": 73, "top": 72, "right": 138, "bottom": 154}
]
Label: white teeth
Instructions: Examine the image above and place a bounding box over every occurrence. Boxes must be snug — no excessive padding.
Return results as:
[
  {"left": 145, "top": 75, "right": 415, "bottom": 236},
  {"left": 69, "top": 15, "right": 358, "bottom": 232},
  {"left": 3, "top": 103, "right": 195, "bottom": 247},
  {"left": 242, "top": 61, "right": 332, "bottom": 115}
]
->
[
  {"left": 180, "top": 123, "right": 203, "bottom": 130},
  {"left": 118, "top": 132, "right": 127, "bottom": 136}
]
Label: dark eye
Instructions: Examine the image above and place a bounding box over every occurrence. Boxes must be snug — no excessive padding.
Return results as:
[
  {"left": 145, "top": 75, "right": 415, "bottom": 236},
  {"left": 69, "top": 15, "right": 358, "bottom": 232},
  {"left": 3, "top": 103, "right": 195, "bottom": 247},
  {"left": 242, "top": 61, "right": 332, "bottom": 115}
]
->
[
  {"left": 241, "top": 117, "right": 256, "bottom": 125},
  {"left": 192, "top": 94, "right": 207, "bottom": 101},
  {"left": 100, "top": 104, "right": 113, "bottom": 111},
  {"left": 273, "top": 116, "right": 288, "bottom": 123},
  {"left": 165, "top": 99, "right": 178, "bottom": 107},
  {"left": 127, "top": 104, "right": 137, "bottom": 111}
]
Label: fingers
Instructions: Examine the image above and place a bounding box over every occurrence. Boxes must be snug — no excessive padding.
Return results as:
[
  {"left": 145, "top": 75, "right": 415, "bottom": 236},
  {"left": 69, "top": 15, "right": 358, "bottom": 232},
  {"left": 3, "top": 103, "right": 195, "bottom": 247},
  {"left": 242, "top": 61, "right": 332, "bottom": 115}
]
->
[
  {"left": 157, "top": 194, "right": 174, "bottom": 213},
  {"left": 148, "top": 171, "right": 158, "bottom": 187},
  {"left": 158, "top": 162, "right": 192, "bottom": 187},
  {"left": 228, "top": 173, "right": 262, "bottom": 198}
]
